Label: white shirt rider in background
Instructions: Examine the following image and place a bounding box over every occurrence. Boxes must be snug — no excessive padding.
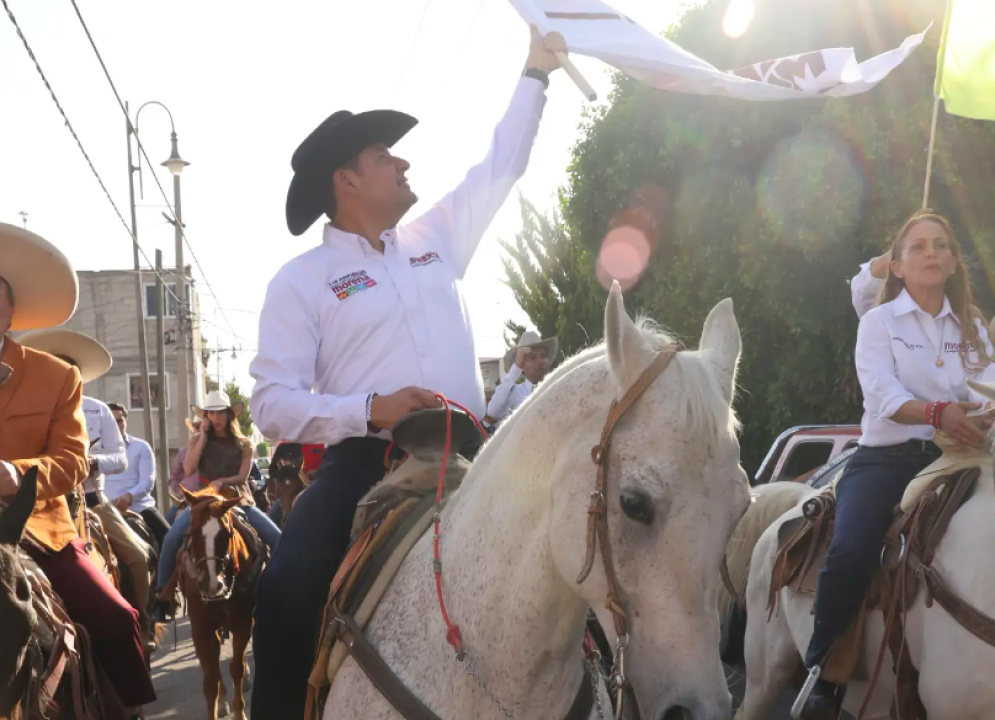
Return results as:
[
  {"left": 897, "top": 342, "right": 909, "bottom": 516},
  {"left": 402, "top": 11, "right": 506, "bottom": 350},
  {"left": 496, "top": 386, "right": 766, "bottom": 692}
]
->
[
  {"left": 485, "top": 330, "right": 557, "bottom": 427},
  {"left": 799, "top": 211, "right": 995, "bottom": 717},
  {"left": 82, "top": 395, "right": 127, "bottom": 507}
]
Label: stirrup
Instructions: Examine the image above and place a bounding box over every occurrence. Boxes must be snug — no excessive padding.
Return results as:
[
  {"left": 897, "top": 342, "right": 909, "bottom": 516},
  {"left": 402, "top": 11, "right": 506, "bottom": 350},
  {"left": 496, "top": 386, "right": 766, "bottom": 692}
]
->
[{"left": 791, "top": 665, "right": 821, "bottom": 720}]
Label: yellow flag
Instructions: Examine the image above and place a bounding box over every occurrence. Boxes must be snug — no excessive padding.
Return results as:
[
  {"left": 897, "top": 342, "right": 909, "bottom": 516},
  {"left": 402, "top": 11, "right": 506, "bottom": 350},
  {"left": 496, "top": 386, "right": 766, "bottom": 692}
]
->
[{"left": 936, "top": 0, "right": 995, "bottom": 121}]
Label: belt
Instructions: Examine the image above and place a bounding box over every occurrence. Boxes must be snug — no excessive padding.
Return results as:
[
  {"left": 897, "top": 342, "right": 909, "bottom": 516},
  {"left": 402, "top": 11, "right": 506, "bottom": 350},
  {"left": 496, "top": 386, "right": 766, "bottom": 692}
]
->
[{"left": 863, "top": 440, "right": 941, "bottom": 457}]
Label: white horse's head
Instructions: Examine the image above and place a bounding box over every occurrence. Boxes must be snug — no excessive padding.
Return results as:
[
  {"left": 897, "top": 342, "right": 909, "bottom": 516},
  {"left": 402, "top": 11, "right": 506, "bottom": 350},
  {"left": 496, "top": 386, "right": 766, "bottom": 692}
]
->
[{"left": 529, "top": 284, "right": 749, "bottom": 720}]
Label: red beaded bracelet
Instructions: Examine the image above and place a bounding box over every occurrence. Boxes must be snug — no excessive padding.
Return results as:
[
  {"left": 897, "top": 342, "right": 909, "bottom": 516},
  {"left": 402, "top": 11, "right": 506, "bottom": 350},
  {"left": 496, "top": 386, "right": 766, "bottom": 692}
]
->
[
  {"left": 925, "top": 401, "right": 936, "bottom": 426},
  {"left": 933, "top": 401, "right": 953, "bottom": 429}
]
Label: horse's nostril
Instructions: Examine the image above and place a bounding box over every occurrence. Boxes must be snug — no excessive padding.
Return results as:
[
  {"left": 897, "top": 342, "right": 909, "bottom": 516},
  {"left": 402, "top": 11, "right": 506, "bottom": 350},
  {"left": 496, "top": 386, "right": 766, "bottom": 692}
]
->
[{"left": 661, "top": 707, "right": 691, "bottom": 720}]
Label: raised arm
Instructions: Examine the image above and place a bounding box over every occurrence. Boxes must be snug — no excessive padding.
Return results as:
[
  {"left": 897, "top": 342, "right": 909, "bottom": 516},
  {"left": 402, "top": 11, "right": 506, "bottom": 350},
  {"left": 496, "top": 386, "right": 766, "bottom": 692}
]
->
[
  {"left": 487, "top": 363, "right": 523, "bottom": 419},
  {"left": 406, "top": 32, "right": 560, "bottom": 278},
  {"left": 6, "top": 367, "right": 89, "bottom": 500},
  {"left": 851, "top": 254, "right": 888, "bottom": 318}
]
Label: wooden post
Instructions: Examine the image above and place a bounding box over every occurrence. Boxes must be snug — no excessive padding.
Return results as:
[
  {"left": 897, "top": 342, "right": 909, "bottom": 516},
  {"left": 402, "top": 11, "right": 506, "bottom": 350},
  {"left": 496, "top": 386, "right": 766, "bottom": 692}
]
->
[
  {"left": 154, "top": 250, "right": 170, "bottom": 512},
  {"left": 922, "top": 0, "right": 954, "bottom": 209}
]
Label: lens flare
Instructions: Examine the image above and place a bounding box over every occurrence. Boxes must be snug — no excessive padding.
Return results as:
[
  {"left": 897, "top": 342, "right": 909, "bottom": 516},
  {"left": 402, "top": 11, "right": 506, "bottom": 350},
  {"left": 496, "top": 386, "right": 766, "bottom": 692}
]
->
[
  {"left": 723, "top": 0, "right": 755, "bottom": 39},
  {"left": 596, "top": 226, "right": 651, "bottom": 291}
]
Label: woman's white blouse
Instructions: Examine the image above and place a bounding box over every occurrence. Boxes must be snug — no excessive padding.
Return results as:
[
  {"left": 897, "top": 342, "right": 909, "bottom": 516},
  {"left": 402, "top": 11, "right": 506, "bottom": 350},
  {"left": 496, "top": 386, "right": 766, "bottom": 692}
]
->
[{"left": 857, "top": 289, "right": 995, "bottom": 446}]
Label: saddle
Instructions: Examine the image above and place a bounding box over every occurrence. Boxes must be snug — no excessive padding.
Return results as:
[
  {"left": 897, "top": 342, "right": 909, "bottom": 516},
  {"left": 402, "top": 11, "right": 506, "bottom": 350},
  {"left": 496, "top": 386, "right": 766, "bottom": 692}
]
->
[
  {"left": 768, "top": 456, "right": 993, "bottom": 719},
  {"left": 11, "top": 553, "right": 104, "bottom": 720},
  {"left": 305, "top": 409, "right": 476, "bottom": 720}
]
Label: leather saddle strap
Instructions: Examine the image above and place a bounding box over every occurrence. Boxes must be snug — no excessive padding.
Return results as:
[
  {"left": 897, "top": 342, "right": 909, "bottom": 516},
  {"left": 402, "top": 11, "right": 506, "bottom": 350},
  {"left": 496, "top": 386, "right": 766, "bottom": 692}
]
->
[
  {"left": 914, "top": 557, "right": 995, "bottom": 648},
  {"left": 337, "top": 608, "right": 596, "bottom": 720},
  {"left": 337, "top": 610, "right": 445, "bottom": 720},
  {"left": 578, "top": 345, "right": 678, "bottom": 636}
]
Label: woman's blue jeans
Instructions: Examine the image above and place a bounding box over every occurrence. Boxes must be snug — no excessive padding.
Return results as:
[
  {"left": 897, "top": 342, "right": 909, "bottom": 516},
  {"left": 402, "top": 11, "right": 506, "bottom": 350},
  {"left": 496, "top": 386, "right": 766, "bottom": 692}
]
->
[{"left": 156, "top": 505, "right": 282, "bottom": 592}]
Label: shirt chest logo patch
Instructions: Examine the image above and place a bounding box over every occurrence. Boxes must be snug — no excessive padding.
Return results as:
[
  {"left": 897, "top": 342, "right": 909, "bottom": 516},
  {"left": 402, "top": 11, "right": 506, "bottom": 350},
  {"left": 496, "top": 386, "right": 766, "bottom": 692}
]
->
[
  {"left": 409, "top": 251, "right": 441, "bottom": 268},
  {"left": 330, "top": 270, "right": 377, "bottom": 300}
]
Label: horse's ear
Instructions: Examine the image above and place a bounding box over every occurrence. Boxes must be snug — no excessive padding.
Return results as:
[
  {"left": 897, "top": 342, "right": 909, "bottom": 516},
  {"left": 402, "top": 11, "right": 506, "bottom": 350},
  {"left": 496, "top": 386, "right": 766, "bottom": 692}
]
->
[
  {"left": 0, "top": 466, "right": 37, "bottom": 547},
  {"left": 604, "top": 281, "right": 652, "bottom": 393},
  {"left": 218, "top": 498, "right": 241, "bottom": 515},
  {"left": 180, "top": 486, "right": 197, "bottom": 503},
  {"left": 699, "top": 298, "right": 741, "bottom": 405},
  {"left": 968, "top": 379, "right": 995, "bottom": 404}
]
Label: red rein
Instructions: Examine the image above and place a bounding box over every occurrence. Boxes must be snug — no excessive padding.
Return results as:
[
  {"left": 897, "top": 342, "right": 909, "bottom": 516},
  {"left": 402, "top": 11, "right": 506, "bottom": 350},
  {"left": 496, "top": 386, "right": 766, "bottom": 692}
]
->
[{"left": 430, "top": 395, "right": 489, "bottom": 656}]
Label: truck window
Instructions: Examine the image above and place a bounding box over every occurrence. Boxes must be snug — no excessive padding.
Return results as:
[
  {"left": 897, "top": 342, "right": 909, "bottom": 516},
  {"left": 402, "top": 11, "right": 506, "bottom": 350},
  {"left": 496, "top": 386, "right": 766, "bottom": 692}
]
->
[{"left": 781, "top": 440, "right": 834, "bottom": 480}]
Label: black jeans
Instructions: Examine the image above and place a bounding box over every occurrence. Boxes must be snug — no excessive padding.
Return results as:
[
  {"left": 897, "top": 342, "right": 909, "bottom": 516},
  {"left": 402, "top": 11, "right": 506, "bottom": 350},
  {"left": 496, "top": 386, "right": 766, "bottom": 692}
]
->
[
  {"left": 139, "top": 507, "right": 170, "bottom": 550},
  {"left": 804, "top": 441, "right": 940, "bottom": 669}
]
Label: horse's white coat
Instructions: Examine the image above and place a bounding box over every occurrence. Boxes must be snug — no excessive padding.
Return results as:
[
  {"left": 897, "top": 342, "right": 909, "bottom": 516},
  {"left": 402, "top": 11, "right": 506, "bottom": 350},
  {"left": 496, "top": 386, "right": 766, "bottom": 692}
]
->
[
  {"left": 323, "top": 286, "right": 751, "bottom": 720},
  {"left": 736, "top": 463, "right": 995, "bottom": 720}
]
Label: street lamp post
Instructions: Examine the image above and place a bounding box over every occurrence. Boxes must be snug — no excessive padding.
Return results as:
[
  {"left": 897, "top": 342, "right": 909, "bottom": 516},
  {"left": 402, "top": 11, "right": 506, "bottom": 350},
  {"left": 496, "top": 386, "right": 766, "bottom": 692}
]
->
[{"left": 129, "top": 101, "right": 191, "bottom": 510}]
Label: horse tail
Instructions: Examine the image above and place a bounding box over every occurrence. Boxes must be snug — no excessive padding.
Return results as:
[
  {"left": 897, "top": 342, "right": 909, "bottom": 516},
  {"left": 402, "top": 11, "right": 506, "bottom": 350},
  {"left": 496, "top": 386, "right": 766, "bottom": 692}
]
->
[{"left": 719, "top": 481, "right": 809, "bottom": 657}]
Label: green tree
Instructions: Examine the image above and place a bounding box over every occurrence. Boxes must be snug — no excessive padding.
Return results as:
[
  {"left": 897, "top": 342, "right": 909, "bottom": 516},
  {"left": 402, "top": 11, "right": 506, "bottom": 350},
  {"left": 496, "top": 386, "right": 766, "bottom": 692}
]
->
[
  {"left": 224, "top": 380, "right": 254, "bottom": 437},
  {"left": 256, "top": 442, "right": 270, "bottom": 458},
  {"left": 504, "top": 0, "right": 995, "bottom": 474}
]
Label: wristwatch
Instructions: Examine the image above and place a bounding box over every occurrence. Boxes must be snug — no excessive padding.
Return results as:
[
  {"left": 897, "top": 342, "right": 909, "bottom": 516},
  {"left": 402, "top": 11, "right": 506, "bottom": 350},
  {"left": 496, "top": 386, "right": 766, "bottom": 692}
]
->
[
  {"left": 522, "top": 67, "right": 550, "bottom": 88},
  {"left": 366, "top": 393, "right": 378, "bottom": 432}
]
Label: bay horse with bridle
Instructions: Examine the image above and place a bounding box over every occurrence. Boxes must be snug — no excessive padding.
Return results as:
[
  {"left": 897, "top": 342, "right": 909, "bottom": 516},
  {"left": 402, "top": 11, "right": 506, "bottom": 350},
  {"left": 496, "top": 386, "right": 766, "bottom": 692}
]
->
[{"left": 179, "top": 487, "right": 267, "bottom": 720}]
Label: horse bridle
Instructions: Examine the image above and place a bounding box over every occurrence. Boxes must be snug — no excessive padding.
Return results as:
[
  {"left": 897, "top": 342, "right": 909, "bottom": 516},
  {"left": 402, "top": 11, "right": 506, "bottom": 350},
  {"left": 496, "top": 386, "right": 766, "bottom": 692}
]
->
[{"left": 577, "top": 345, "right": 678, "bottom": 720}]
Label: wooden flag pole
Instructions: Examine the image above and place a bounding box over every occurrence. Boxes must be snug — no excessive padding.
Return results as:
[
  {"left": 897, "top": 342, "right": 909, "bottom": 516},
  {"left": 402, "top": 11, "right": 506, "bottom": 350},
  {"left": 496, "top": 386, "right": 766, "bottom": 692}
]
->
[
  {"left": 554, "top": 51, "right": 597, "bottom": 101},
  {"left": 922, "top": 95, "right": 941, "bottom": 208},
  {"left": 922, "top": 0, "right": 953, "bottom": 209}
]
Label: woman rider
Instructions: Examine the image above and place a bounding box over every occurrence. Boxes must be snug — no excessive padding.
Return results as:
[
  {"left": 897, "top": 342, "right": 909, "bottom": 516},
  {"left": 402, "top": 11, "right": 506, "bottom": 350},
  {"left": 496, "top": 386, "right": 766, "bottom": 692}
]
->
[
  {"left": 799, "top": 210, "right": 995, "bottom": 719},
  {"left": 151, "top": 391, "right": 282, "bottom": 622}
]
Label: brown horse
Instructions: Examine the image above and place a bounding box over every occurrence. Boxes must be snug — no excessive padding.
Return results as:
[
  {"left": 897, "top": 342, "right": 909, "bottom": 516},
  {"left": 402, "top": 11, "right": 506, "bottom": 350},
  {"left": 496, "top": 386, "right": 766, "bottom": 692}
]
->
[
  {"left": 0, "top": 468, "right": 111, "bottom": 720},
  {"left": 179, "top": 488, "right": 266, "bottom": 720}
]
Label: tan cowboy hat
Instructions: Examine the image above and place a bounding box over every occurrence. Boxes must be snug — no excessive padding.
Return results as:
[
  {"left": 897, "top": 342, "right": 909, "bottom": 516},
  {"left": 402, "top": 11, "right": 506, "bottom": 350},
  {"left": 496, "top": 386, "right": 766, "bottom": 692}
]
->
[
  {"left": 17, "top": 328, "right": 112, "bottom": 384},
  {"left": 0, "top": 223, "right": 78, "bottom": 331},
  {"left": 502, "top": 330, "right": 559, "bottom": 375},
  {"left": 192, "top": 390, "right": 244, "bottom": 418},
  {"left": 184, "top": 416, "right": 203, "bottom": 433}
]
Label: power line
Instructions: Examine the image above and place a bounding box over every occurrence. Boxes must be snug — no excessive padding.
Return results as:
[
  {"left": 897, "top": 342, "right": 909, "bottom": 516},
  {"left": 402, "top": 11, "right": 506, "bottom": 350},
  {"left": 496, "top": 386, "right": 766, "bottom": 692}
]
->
[
  {"left": 68, "top": 0, "right": 239, "bottom": 342},
  {"left": 1, "top": 0, "right": 185, "bottom": 308}
]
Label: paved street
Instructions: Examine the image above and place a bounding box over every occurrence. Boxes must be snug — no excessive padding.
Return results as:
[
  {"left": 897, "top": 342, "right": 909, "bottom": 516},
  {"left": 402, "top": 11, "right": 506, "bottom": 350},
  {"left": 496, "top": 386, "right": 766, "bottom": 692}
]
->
[{"left": 147, "top": 611, "right": 255, "bottom": 720}]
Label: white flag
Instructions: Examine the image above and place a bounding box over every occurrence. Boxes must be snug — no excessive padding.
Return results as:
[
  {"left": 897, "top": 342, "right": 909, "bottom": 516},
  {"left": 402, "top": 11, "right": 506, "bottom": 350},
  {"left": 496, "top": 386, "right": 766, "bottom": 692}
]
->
[{"left": 509, "top": 0, "right": 928, "bottom": 100}]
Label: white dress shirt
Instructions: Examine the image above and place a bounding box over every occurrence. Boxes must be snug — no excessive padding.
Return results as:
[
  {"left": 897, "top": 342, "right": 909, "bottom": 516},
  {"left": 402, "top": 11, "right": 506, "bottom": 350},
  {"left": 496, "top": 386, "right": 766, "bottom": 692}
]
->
[
  {"left": 486, "top": 364, "right": 534, "bottom": 424},
  {"left": 851, "top": 260, "right": 886, "bottom": 319},
  {"left": 82, "top": 396, "right": 128, "bottom": 495},
  {"left": 856, "top": 289, "right": 995, "bottom": 446},
  {"left": 250, "top": 77, "right": 547, "bottom": 444},
  {"left": 105, "top": 434, "right": 156, "bottom": 512}
]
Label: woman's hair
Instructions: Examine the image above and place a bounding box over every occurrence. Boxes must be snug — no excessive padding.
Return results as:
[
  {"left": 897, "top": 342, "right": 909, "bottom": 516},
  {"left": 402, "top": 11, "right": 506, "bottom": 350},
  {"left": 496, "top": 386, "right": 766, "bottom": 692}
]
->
[
  {"left": 205, "top": 408, "right": 246, "bottom": 444},
  {"left": 880, "top": 209, "right": 991, "bottom": 370}
]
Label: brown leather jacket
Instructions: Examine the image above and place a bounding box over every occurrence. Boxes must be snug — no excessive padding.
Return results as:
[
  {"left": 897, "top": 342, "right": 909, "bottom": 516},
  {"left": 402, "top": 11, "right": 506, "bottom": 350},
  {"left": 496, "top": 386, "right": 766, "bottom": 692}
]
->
[{"left": 0, "top": 337, "right": 89, "bottom": 551}]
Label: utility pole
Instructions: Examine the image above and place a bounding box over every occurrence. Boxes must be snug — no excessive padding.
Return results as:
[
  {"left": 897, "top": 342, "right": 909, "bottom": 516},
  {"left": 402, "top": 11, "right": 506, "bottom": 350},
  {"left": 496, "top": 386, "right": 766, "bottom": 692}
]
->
[
  {"left": 154, "top": 250, "right": 170, "bottom": 512},
  {"left": 17, "top": 211, "right": 28, "bottom": 229},
  {"left": 125, "top": 101, "right": 156, "bottom": 448},
  {"left": 167, "top": 139, "right": 192, "bottom": 439}
]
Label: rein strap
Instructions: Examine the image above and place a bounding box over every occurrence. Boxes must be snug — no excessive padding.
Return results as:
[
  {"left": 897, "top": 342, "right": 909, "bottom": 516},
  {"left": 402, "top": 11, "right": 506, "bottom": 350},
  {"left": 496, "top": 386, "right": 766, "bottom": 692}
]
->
[{"left": 577, "top": 345, "right": 678, "bottom": 639}]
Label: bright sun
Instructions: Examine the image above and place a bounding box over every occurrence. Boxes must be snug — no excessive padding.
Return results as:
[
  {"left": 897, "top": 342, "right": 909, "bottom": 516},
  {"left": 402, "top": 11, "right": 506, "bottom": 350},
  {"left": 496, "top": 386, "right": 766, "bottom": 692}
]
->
[{"left": 722, "top": 0, "right": 756, "bottom": 39}]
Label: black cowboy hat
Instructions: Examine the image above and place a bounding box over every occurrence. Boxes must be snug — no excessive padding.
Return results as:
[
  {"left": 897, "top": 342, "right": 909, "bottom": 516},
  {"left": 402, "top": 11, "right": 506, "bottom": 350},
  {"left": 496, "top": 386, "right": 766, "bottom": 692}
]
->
[{"left": 285, "top": 109, "right": 418, "bottom": 236}]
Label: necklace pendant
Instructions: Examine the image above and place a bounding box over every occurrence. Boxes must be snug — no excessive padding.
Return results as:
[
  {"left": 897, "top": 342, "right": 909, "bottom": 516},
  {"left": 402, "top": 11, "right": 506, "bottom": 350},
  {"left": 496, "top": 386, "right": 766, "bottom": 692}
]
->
[{"left": 936, "top": 358, "right": 945, "bottom": 368}]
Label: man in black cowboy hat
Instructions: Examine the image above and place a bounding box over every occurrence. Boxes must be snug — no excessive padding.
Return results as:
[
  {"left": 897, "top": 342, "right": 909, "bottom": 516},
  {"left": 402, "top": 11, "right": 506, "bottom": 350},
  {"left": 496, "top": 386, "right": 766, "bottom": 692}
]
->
[{"left": 249, "top": 27, "right": 564, "bottom": 718}]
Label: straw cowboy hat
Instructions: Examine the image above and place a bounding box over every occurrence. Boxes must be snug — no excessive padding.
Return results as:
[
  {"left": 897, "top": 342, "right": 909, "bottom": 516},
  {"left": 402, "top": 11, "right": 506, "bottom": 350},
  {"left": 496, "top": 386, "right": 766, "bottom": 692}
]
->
[
  {"left": 502, "top": 330, "right": 559, "bottom": 375},
  {"left": 192, "top": 390, "right": 244, "bottom": 418},
  {"left": 285, "top": 109, "right": 418, "bottom": 236},
  {"left": 0, "top": 222, "right": 78, "bottom": 331},
  {"left": 17, "top": 328, "right": 112, "bottom": 384}
]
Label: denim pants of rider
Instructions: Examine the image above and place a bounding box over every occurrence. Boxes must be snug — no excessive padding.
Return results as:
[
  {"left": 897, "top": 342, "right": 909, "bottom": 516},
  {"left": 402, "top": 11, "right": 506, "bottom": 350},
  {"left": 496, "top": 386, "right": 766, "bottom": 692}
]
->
[
  {"left": 804, "top": 442, "right": 940, "bottom": 670},
  {"left": 251, "top": 434, "right": 482, "bottom": 720},
  {"left": 155, "top": 505, "right": 282, "bottom": 592}
]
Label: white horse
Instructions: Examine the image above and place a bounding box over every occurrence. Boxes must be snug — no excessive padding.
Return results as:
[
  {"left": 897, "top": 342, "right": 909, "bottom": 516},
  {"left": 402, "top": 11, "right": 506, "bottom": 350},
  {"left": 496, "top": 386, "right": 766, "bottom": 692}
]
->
[
  {"left": 736, "top": 400, "right": 995, "bottom": 720},
  {"left": 324, "top": 284, "right": 751, "bottom": 720}
]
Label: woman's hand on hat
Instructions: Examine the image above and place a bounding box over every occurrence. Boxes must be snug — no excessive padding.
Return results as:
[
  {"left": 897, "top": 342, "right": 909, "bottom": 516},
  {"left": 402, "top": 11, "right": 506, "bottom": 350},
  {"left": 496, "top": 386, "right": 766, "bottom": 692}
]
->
[
  {"left": 369, "top": 387, "right": 442, "bottom": 431},
  {"left": 527, "top": 25, "right": 565, "bottom": 74}
]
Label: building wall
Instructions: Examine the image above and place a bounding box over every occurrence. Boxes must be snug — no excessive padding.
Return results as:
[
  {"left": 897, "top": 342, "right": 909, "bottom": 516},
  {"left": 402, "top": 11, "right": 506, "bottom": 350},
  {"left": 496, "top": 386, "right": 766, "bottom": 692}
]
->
[{"left": 15, "top": 268, "right": 206, "bottom": 456}]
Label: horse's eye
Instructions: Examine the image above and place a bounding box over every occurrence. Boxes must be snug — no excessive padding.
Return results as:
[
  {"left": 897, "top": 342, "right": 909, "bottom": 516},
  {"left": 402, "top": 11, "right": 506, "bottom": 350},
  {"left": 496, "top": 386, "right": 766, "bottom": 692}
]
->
[{"left": 619, "top": 488, "right": 654, "bottom": 525}]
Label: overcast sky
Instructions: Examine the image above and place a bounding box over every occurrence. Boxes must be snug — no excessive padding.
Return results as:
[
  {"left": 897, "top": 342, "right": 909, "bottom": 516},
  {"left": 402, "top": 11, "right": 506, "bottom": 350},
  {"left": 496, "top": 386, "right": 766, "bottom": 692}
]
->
[{"left": 0, "top": 0, "right": 691, "bottom": 391}]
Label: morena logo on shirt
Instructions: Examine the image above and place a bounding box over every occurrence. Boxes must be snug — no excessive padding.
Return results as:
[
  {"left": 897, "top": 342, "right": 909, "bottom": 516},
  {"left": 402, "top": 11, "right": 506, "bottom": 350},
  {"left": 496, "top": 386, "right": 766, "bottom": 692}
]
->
[
  {"left": 409, "top": 251, "right": 441, "bottom": 268},
  {"left": 330, "top": 270, "right": 377, "bottom": 301}
]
